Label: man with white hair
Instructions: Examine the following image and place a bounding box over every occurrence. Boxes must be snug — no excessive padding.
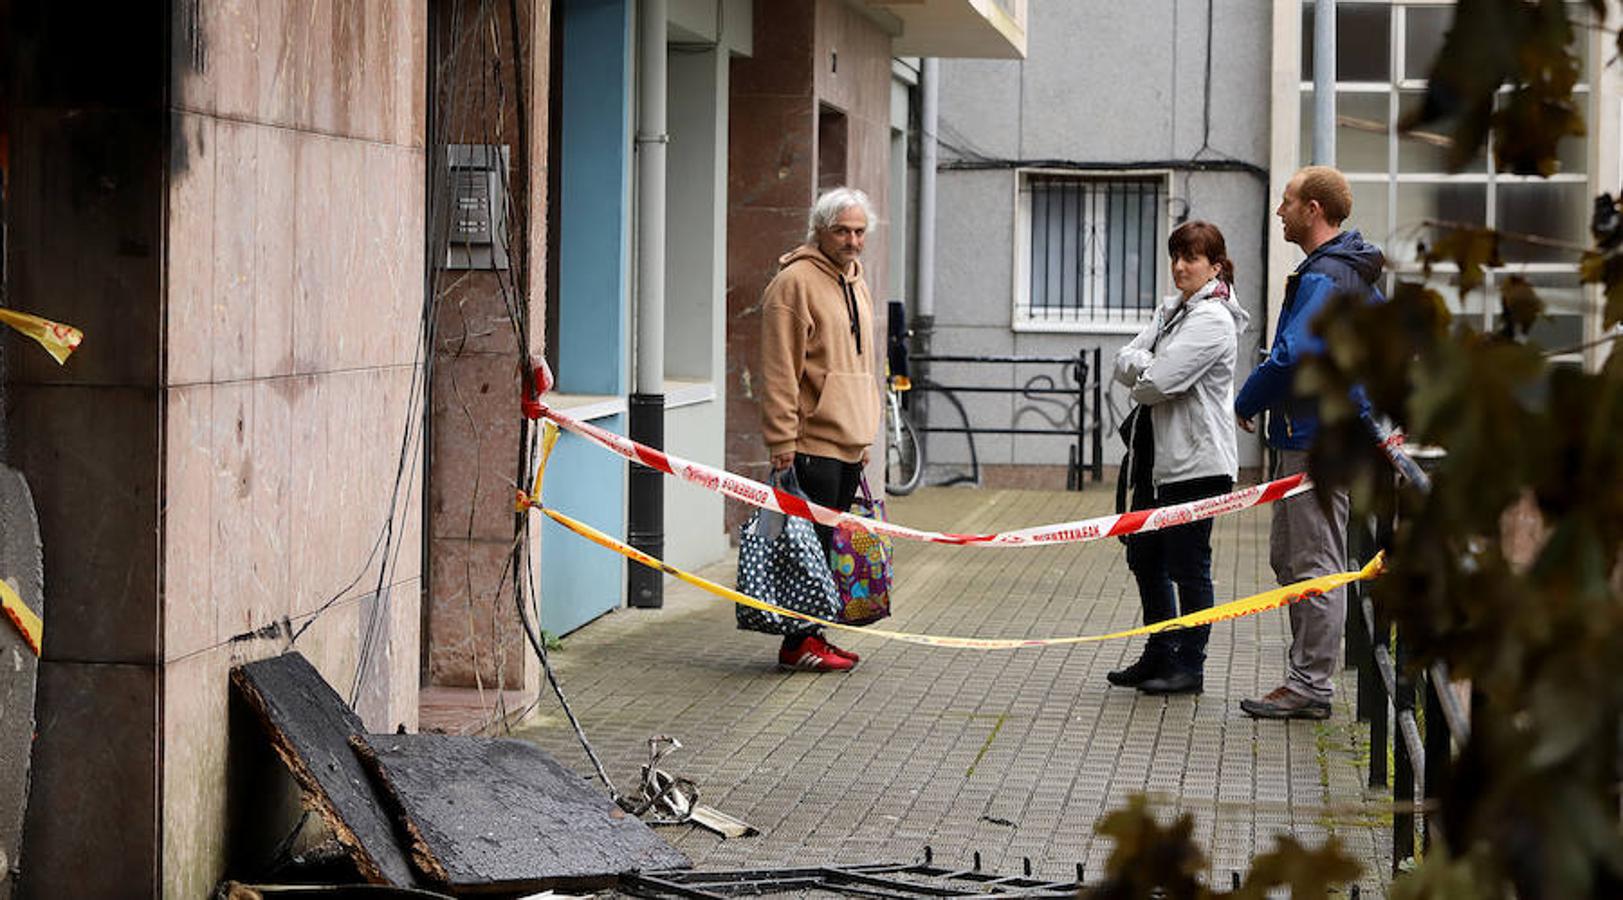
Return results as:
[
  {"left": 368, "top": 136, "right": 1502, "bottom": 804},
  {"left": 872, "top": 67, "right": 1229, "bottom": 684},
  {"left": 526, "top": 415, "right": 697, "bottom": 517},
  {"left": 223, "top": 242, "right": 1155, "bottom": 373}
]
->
[{"left": 756, "top": 186, "right": 883, "bottom": 672}]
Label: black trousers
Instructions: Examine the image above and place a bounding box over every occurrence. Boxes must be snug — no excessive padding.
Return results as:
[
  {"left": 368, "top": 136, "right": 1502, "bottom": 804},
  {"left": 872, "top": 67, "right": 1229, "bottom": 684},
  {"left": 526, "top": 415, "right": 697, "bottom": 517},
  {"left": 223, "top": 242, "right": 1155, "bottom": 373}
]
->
[
  {"left": 792, "top": 453, "right": 863, "bottom": 556},
  {"left": 1124, "top": 474, "right": 1233, "bottom": 673}
]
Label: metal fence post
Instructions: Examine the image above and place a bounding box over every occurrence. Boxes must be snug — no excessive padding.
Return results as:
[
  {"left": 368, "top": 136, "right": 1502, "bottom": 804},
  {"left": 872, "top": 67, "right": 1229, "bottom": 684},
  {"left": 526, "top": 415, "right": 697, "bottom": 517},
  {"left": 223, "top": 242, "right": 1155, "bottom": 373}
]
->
[
  {"left": 1091, "top": 347, "right": 1103, "bottom": 483},
  {"left": 1369, "top": 601, "right": 1390, "bottom": 790},
  {"left": 1071, "top": 349, "right": 1087, "bottom": 492},
  {"left": 1393, "top": 629, "right": 1417, "bottom": 871},
  {"left": 1423, "top": 672, "right": 1451, "bottom": 852},
  {"left": 1348, "top": 518, "right": 1377, "bottom": 727}
]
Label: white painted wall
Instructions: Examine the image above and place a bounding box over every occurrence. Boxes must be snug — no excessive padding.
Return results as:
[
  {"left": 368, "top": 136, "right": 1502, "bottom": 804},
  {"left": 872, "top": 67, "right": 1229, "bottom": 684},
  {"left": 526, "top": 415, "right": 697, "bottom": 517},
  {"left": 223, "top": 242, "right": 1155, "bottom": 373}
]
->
[
  {"left": 928, "top": 0, "right": 1273, "bottom": 472},
  {"left": 658, "top": 5, "right": 743, "bottom": 568}
]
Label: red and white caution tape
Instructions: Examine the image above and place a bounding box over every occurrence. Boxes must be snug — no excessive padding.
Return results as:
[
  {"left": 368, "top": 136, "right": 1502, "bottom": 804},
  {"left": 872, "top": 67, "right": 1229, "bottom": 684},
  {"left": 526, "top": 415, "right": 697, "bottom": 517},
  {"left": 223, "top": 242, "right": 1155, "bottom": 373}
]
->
[
  {"left": 530, "top": 402, "right": 1312, "bottom": 547},
  {"left": 519, "top": 425, "right": 1383, "bottom": 649}
]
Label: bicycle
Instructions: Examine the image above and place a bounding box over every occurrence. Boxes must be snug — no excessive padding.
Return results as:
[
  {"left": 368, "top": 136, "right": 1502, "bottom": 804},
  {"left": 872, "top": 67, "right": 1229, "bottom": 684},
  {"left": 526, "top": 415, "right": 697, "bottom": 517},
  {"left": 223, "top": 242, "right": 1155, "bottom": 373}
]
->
[{"left": 885, "top": 373, "right": 924, "bottom": 495}]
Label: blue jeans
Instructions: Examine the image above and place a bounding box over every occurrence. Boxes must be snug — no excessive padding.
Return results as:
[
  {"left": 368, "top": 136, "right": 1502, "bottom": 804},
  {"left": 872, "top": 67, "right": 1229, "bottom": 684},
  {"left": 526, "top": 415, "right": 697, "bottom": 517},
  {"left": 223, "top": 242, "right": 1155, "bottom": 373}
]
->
[{"left": 1124, "top": 475, "right": 1233, "bottom": 675}]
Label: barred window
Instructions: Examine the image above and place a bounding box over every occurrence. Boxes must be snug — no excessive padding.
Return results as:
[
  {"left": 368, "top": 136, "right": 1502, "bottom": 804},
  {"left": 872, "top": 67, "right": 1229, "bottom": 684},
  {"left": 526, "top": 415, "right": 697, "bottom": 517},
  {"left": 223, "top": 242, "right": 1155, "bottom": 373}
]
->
[{"left": 1015, "top": 172, "right": 1168, "bottom": 331}]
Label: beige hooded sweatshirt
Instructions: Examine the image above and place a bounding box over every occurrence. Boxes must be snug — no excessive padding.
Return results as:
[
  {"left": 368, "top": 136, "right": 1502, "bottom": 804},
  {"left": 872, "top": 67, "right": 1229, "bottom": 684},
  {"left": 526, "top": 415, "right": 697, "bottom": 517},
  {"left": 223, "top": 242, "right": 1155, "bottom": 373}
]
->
[{"left": 758, "top": 244, "right": 882, "bottom": 463}]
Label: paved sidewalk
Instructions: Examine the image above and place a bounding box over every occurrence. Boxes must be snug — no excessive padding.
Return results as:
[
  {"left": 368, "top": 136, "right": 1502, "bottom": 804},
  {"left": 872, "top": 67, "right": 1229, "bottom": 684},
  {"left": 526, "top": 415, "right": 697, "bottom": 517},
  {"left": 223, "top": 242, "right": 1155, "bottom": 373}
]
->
[{"left": 513, "top": 486, "right": 1392, "bottom": 894}]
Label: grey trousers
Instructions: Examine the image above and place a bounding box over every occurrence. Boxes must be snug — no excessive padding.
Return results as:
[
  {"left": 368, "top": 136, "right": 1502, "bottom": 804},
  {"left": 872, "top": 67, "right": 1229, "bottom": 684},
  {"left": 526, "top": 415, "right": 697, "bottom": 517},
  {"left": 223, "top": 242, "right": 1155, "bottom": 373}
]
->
[{"left": 1269, "top": 449, "right": 1350, "bottom": 702}]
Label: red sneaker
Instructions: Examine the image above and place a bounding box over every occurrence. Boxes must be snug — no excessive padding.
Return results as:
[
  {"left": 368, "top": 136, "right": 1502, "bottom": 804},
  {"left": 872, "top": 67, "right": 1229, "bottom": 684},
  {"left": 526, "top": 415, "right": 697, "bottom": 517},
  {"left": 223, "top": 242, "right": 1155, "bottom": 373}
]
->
[
  {"left": 778, "top": 634, "right": 855, "bottom": 671},
  {"left": 823, "top": 640, "right": 860, "bottom": 663}
]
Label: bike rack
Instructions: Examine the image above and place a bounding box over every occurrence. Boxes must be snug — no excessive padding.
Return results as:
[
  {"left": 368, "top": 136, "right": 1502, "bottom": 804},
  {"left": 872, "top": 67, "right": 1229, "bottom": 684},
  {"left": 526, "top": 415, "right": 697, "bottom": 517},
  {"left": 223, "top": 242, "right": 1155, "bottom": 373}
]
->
[{"left": 907, "top": 350, "right": 1103, "bottom": 491}]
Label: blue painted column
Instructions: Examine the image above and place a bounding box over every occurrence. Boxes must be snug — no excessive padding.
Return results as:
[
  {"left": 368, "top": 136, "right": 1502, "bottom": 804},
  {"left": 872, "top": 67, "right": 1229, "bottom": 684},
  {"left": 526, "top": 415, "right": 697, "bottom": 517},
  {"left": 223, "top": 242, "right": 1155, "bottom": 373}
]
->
[
  {"left": 556, "top": 0, "right": 632, "bottom": 395},
  {"left": 542, "top": 0, "right": 633, "bottom": 635}
]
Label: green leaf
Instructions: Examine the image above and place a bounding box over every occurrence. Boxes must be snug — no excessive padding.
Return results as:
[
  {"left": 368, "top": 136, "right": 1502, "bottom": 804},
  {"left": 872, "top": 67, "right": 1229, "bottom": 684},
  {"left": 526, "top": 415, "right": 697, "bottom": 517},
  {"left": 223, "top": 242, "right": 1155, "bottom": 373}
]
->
[
  {"left": 1402, "top": 0, "right": 1587, "bottom": 176},
  {"left": 1497, "top": 275, "right": 1544, "bottom": 337},
  {"left": 1426, "top": 227, "right": 1502, "bottom": 296}
]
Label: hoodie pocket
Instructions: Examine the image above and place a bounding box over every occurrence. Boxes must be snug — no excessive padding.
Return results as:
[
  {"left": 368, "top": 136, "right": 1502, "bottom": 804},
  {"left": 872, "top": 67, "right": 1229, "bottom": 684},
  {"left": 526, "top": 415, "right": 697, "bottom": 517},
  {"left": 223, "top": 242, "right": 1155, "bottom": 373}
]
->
[{"left": 808, "top": 371, "right": 880, "bottom": 449}]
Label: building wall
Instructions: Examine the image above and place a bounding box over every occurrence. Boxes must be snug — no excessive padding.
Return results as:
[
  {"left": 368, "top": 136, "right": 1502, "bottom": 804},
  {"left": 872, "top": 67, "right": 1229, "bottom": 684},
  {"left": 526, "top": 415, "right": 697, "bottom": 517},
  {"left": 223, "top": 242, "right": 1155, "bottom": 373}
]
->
[
  {"left": 5, "top": 4, "right": 169, "bottom": 893},
  {"left": 7, "top": 2, "right": 429, "bottom": 895},
  {"left": 930, "top": 0, "right": 1272, "bottom": 474},
  {"left": 661, "top": 8, "right": 743, "bottom": 567},
  {"left": 161, "top": 3, "right": 430, "bottom": 894},
  {"left": 427, "top": 0, "right": 548, "bottom": 693},
  {"left": 724, "top": 0, "right": 893, "bottom": 528}
]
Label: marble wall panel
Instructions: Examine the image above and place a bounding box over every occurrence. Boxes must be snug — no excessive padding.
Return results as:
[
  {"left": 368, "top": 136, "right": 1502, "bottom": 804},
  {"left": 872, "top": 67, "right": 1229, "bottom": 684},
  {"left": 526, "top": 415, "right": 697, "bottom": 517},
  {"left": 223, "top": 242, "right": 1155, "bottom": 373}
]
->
[
  {"left": 357, "top": 140, "right": 394, "bottom": 367},
  {"left": 210, "top": 383, "right": 266, "bottom": 645},
  {"left": 169, "top": 111, "right": 216, "bottom": 387},
  {"left": 401, "top": 2, "right": 429, "bottom": 148},
  {"left": 731, "top": 0, "right": 814, "bottom": 97},
  {"left": 172, "top": 0, "right": 215, "bottom": 114},
  {"left": 6, "top": 384, "right": 160, "bottom": 663},
  {"left": 329, "top": 136, "right": 371, "bottom": 367},
  {"left": 160, "top": 651, "right": 231, "bottom": 899},
  {"left": 5, "top": 108, "right": 166, "bottom": 388},
  {"left": 429, "top": 354, "right": 524, "bottom": 543},
  {"left": 255, "top": 127, "right": 299, "bottom": 378},
  {"left": 164, "top": 383, "right": 216, "bottom": 659},
  {"left": 723, "top": 204, "right": 808, "bottom": 530},
  {"left": 257, "top": 0, "right": 299, "bottom": 128},
  {"left": 380, "top": 368, "right": 425, "bottom": 588},
  {"left": 434, "top": 273, "right": 528, "bottom": 358},
  {"left": 427, "top": 537, "right": 526, "bottom": 688},
  {"left": 12, "top": 2, "right": 438, "bottom": 895},
  {"left": 284, "top": 374, "right": 340, "bottom": 612},
  {"left": 212, "top": 0, "right": 261, "bottom": 120},
  {"left": 296, "top": 599, "right": 362, "bottom": 705},
  {"left": 213, "top": 119, "right": 259, "bottom": 382},
  {"left": 19, "top": 661, "right": 159, "bottom": 895},
  {"left": 386, "top": 149, "right": 427, "bottom": 363},
  {"left": 291, "top": 133, "right": 335, "bottom": 372},
  {"left": 727, "top": 95, "right": 815, "bottom": 211},
  {"left": 249, "top": 379, "right": 295, "bottom": 626},
  {"left": 305, "top": 0, "right": 340, "bottom": 135}
]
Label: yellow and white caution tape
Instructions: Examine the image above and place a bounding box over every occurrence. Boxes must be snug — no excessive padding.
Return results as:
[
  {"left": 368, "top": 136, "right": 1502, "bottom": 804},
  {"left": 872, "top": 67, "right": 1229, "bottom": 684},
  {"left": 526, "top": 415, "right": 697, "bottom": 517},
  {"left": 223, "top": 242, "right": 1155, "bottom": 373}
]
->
[
  {"left": 526, "top": 498, "right": 1385, "bottom": 650},
  {"left": 1, "top": 578, "right": 42, "bottom": 656},
  {"left": 0, "top": 308, "right": 82, "bottom": 364}
]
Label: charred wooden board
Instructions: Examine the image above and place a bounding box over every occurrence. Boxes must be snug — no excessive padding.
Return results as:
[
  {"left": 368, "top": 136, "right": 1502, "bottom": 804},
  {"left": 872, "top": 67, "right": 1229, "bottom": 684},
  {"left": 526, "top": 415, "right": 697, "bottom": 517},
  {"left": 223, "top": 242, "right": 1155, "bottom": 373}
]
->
[
  {"left": 0, "top": 466, "right": 43, "bottom": 899},
  {"left": 230, "top": 653, "right": 417, "bottom": 887},
  {"left": 355, "top": 734, "right": 689, "bottom": 894}
]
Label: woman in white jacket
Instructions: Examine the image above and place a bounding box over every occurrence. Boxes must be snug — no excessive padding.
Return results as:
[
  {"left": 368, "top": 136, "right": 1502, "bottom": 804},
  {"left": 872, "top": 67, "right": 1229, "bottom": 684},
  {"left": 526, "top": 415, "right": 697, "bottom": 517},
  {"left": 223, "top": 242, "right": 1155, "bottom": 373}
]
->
[{"left": 1106, "top": 221, "right": 1249, "bottom": 695}]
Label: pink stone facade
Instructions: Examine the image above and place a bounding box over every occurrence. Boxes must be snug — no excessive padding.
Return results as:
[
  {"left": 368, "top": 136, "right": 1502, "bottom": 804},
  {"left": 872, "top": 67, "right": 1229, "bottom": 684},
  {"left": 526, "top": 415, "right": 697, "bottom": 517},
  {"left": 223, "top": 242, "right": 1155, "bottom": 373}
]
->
[
  {"left": 426, "top": 0, "right": 549, "bottom": 692},
  {"left": 160, "top": 4, "right": 430, "bottom": 894},
  {"left": 5, "top": 2, "right": 432, "bottom": 895},
  {"left": 723, "top": 0, "right": 894, "bottom": 531}
]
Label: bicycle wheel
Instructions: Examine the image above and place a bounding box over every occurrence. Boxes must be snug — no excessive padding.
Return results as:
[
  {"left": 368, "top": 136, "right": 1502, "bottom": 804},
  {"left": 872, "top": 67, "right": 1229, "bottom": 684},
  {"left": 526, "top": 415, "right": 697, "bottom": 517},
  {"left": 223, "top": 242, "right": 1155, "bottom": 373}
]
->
[{"left": 886, "top": 412, "right": 924, "bottom": 496}]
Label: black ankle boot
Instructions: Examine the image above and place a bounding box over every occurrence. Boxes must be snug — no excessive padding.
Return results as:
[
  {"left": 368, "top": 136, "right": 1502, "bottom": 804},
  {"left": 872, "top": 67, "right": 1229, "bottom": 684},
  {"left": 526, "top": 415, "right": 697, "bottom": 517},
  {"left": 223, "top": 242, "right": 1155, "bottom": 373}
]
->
[
  {"left": 1138, "top": 669, "right": 1204, "bottom": 695},
  {"left": 1106, "top": 655, "right": 1165, "bottom": 687}
]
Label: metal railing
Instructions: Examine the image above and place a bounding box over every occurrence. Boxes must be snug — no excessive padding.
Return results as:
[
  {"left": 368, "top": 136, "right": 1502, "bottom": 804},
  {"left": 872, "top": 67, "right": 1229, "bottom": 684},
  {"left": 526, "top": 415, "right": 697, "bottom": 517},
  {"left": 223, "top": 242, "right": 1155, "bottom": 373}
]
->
[
  {"left": 1345, "top": 448, "right": 1470, "bottom": 873},
  {"left": 907, "top": 350, "right": 1104, "bottom": 490}
]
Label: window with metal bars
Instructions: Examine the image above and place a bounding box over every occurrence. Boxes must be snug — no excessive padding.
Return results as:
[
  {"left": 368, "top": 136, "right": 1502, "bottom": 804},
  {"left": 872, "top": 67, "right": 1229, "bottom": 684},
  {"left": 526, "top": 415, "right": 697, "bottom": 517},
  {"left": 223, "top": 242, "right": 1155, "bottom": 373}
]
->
[{"left": 1017, "top": 173, "right": 1167, "bottom": 329}]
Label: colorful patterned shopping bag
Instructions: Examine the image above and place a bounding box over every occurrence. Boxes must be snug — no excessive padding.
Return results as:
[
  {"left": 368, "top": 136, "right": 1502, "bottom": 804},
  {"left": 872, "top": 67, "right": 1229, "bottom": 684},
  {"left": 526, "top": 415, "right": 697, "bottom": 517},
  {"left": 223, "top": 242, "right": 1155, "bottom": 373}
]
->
[{"left": 829, "top": 476, "right": 893, "bottom": 625}]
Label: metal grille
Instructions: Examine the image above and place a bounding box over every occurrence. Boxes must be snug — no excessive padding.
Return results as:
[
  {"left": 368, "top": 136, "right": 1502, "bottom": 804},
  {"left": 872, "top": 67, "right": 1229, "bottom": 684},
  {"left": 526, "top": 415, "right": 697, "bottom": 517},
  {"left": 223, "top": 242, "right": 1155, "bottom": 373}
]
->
[
  {"left": 446, "top": 143, "right": 510, "bottom": 270},
  {"left": 1022, "top": 174, "right": 1165, "bottom": 326}
]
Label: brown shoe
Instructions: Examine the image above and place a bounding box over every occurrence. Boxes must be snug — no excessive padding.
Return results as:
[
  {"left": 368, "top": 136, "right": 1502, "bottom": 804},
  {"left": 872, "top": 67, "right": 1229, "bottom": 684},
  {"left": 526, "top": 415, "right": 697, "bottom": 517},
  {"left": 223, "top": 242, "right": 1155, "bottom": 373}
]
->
[{"left": 1240, "top": 686, "right": 1331, "bottom": 720}]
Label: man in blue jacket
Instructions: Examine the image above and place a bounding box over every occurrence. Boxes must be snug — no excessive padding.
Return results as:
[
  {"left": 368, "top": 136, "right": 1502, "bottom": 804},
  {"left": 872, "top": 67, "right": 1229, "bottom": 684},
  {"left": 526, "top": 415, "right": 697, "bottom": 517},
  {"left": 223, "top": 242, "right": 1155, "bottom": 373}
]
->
[{"left": 1235, "top": 166, "right": 1384, "bottom": 720}]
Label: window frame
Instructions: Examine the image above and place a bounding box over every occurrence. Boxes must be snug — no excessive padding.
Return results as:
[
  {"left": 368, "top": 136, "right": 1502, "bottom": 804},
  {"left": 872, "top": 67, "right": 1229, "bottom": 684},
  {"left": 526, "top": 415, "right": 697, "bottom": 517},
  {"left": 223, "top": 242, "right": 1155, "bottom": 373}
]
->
[
  {"left": 1010, "top": 167, "right": 1172, "bottom": 335},
  {"left": 1294, "top": 0, "right": 1597, "bottom": 357}
]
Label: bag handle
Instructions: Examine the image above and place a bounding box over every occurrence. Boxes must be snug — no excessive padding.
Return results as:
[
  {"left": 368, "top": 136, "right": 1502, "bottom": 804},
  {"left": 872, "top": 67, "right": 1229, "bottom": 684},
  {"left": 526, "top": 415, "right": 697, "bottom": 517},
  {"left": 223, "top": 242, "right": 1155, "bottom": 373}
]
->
[
  {"left": 769, "top": 463, "right": 809, "bottom": 498},
  {"left": 858, "top": 472, "right": 876, "bottom": 505}
]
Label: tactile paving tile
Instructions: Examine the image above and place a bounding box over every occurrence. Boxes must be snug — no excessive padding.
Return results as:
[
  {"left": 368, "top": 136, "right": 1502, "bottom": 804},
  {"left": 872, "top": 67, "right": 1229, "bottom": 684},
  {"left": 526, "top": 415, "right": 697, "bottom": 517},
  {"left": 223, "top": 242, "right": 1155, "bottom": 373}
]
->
[{"left": 513, "top": 487, "right": 1393, "bottom": 895}]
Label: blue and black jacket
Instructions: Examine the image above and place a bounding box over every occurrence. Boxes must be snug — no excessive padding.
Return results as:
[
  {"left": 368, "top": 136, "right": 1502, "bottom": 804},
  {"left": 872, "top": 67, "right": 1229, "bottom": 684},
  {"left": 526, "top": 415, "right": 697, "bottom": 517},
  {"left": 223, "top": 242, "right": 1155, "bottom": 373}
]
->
[{"left": 1234, "top": 230, "right": 1384, "bottom": 450}]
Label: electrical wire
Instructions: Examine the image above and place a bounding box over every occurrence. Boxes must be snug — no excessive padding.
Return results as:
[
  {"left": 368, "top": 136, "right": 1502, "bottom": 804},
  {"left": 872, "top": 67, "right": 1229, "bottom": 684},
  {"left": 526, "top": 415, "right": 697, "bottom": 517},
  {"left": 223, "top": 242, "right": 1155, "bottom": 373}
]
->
[{"left": 374, "top": 0, "right": 624, "bottom": 795}]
